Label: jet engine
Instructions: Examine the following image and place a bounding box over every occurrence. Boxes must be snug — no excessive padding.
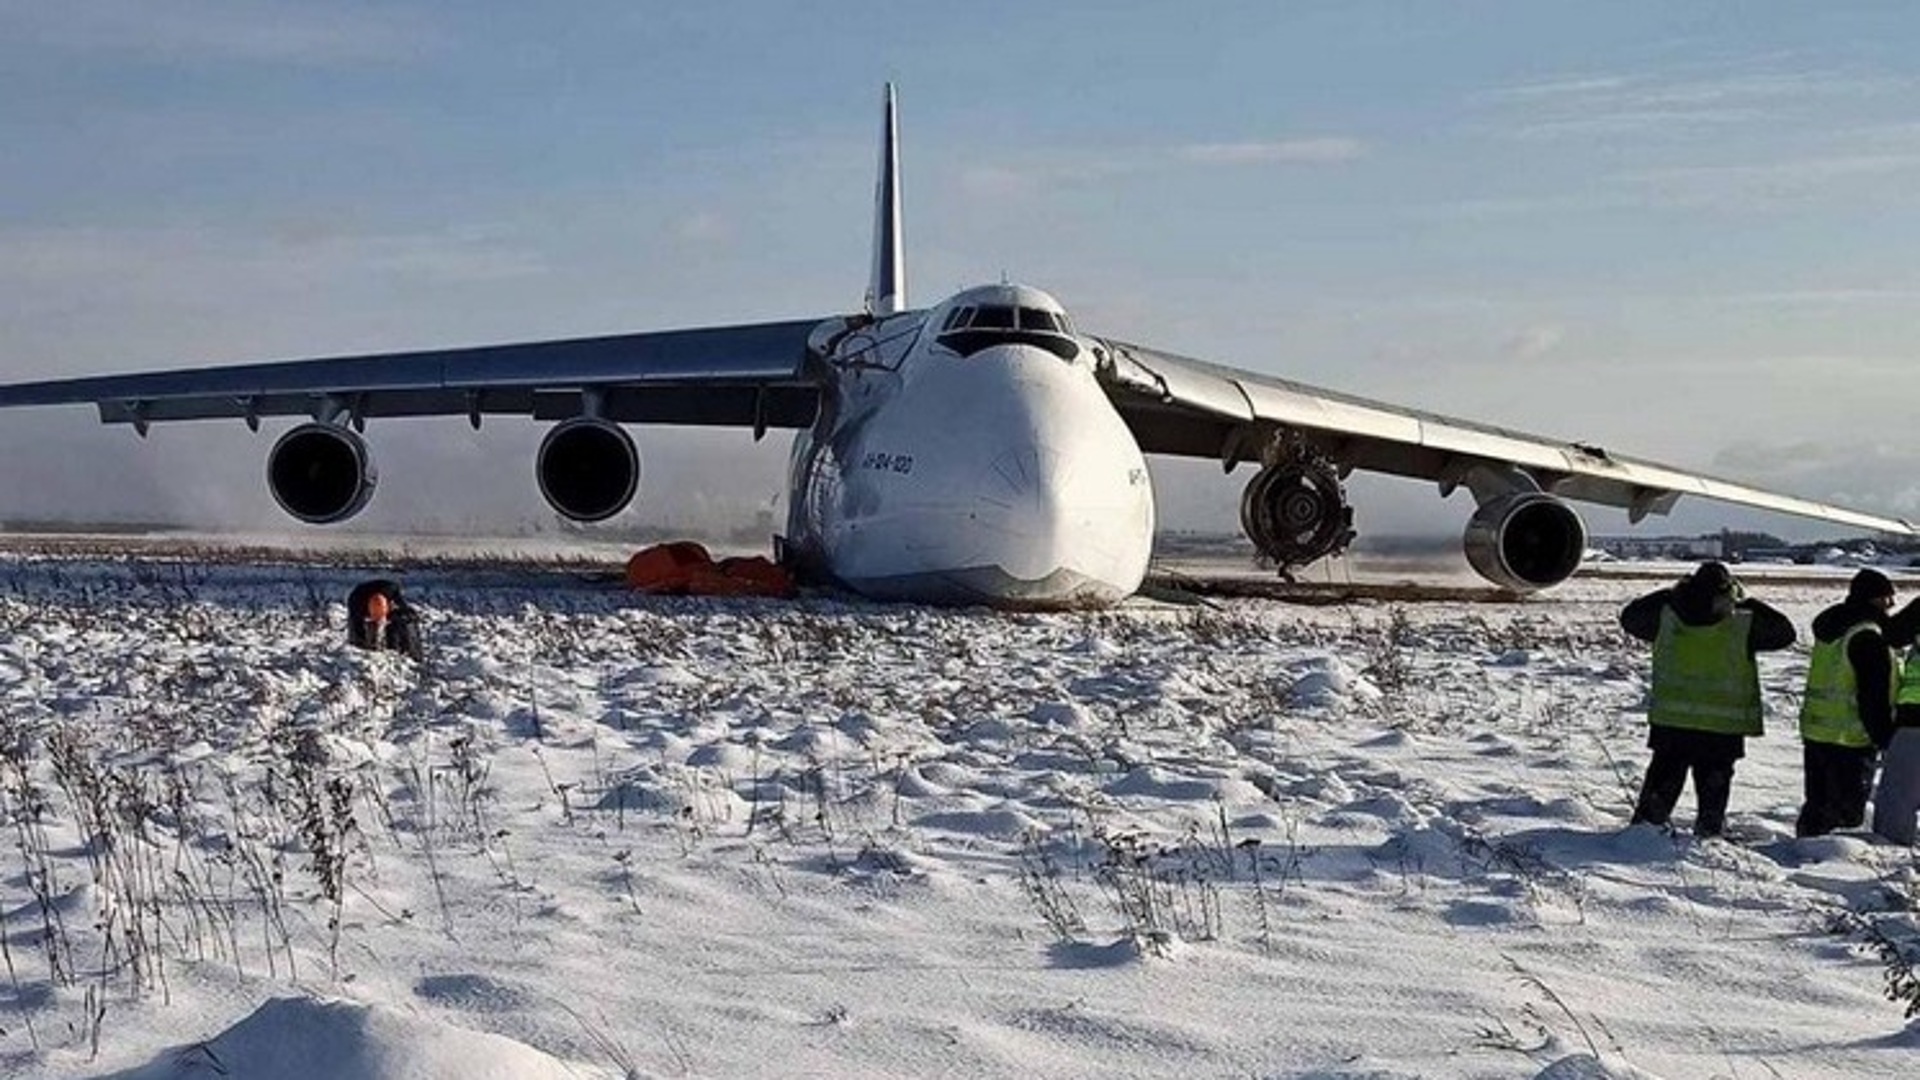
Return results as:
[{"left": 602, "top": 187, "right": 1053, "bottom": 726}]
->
[
  {"left": 536, "top": 417, "right": 640, "bottom": 522},
  {"left": 267, "top": 422, "right": 378, "bottom": 524},
  {"left": 1462, "top": 491, "right": 1587, "bottom": 592},
  {"left": 1239, "top": 443, "right": 1355, "bottom": 569}
]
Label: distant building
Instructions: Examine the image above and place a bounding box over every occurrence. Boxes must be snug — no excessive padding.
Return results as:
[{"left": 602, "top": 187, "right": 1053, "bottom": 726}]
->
[
  {"left": 1591, "top": 534, "right": 1726, "bottom": 561},
  {"left": 1742, "top": 546, "right": 1815, "bottom": 565}
]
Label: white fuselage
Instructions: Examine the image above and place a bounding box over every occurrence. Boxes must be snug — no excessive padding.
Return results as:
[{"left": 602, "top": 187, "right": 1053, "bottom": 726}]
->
[{"left": 784, "top": 284, "right": 1155, "bottom": 608}]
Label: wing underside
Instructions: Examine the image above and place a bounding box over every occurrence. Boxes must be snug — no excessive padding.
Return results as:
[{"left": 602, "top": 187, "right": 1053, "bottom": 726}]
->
[
  {"left": 1093, "top": 336, "right": 1914, "bottom": 536},
  {"left": 0, "top": 319, "right": 827, "bottom": 433}
]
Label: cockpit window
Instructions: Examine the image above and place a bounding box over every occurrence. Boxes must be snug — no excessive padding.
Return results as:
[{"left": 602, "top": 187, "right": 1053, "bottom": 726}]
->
[
  {"left": 972, "top": 305, "right": 1016, "bottom": 329},
  {"left": 934, "top": 301, "right": 1080, "bottom": 361},
  {"left": 1019, "top": 307, "right": 1064, "bottom": 333}
]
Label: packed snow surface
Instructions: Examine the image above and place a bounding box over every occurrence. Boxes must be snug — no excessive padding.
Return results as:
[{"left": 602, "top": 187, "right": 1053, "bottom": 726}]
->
[{"left": 0, "top": 554, "right": 1915, "bottom": 1079}]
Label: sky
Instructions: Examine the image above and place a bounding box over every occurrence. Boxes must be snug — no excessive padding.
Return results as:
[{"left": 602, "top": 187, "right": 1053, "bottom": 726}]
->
[
  {"left": 4, "top": 2, "right": 1920, "bottom": 542},
  {"left": 7, "top": 553, "right": 1920, "bottom": 1078}
]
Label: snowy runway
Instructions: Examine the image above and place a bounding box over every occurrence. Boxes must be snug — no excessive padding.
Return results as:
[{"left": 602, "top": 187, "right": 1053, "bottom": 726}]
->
[{"left": 0, "top": 552, "right": 1913, "bottom": 1078}]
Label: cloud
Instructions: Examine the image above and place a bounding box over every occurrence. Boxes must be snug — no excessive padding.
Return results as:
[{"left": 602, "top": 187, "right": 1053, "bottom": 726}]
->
[
  {"left": 957, "top": 165, "right": 1047, "bottom": 199},
  {"left": 1479, "top": 65, "right": 1908, "bottom": 140},
  {"left": 0, "top": 223, "right": 546, "bottom": 292},
  {"left": 1501, "top": 324, "right": 1564, "bottom": 363},
  {"left": 1709, "top": 287, "right": 1920, "bottom": 308},
  {"left": 954, "top": 157, "right": 1141, "bottom": 201},
  {"left": 1711, "top": 439, "right": 1920, "bottom": 519},
  {"left": 956, "top": 134, "right": 1366, "bottom": 200},
  {"left": 1177, "top": 138, "right": 1365, "bottom": 165},
  {"left": 1426, "top": 146, "right": 1920, "bottom": 221},
  {"left": 0, "top": 0, "right": 435, "bottom": 66},
  {"left": 1419, "top": 56, "right": 1920, "bottom": 223},
  {"left": 1618, "top": 152, "right": 1920, "bottom": 209},
  {"left": 0, "top": 221, "right": 556, "bottom": 379},
  {"left": 672, "top": 211, "right": 734, "bottom": 246}
]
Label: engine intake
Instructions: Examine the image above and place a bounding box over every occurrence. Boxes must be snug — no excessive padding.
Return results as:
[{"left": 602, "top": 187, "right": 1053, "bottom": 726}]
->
[
  {"left": 536, "top": 418, "right": 639, "bottom": 522},
  {"left": 267, "top": 423, "right": 377, "bottom": 524},
  {"left": 1463, "top": 492, "right": 1586, "bottom": 592},
  {"left": 1239, "top": 444, "right": 1355, "bottom": 569}
]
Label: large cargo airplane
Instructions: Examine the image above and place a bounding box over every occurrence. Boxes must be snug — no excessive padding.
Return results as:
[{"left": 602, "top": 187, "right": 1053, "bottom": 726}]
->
[{"left": 0, "top": 87, "right": 1910, "bottom": 608}]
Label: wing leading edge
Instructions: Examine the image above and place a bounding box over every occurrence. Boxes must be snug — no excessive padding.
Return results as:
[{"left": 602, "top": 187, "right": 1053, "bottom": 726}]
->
[
  {"left": 0, "top": 319, "right": 827, "bottom": 433},
  {"left": 1093, "top": 336, "right": 1915, "bottom": 537}
]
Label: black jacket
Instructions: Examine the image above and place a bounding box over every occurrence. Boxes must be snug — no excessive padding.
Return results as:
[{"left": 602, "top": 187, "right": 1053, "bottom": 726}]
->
[
  {"left": 1887, "top": 596, "right": 1920, "bottom": 651},
  {"left": 1809, "top": 599, "right": 1898, "bottom": 749},
  {"left": 1619, "top": 581, "right": 1796, "bottom": 653},
  {"left": 1620, "top": 578, "right": 1795, "bottom": 756}
]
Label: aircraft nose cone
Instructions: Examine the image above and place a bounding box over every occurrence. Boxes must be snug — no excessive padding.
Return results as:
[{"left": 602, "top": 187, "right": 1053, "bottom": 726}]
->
[
  {"left": 977, "top": 442, "right": 1077, "bottom": 578},
  {"left": 985, "top": 443, "right": 1066, "bottom": 516},
  {"left": 951, "top": 355, "right": 1154, "bottom": 599},
  {"left": 975, "top": 440, "right": 1129, "bottom": 556},
  {"left": 827, "top": 343, "right": 1154, "bottom": 607}
]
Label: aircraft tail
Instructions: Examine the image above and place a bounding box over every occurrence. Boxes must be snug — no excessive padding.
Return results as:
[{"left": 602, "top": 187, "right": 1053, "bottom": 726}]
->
[{"left": 867, "top": 83, "right": 906, "bottom": 317}]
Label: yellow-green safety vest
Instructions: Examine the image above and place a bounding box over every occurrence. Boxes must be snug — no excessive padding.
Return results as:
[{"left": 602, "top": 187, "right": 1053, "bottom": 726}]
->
[
  {"left": 1896, "top": 649, "right": 1920, "bottom": 707},
  {"left": 1648, "top": 607, "right": 1762, "bottom": 735},
  {"left": 1800, "top": 622, "right": 1893, "bottom": 748}
]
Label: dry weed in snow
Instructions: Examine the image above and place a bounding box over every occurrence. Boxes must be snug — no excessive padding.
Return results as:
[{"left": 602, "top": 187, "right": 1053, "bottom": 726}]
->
[{"left": 0, "top": 555, "right": 1913, "bottom": 1078}]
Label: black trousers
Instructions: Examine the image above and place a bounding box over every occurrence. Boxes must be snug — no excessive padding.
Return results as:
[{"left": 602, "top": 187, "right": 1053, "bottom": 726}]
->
[
  {"left": 1633, "top": 727, "right": 1744, "bottom": 837},
  {"left": 1796, "top": 741, "right": 1879, "bottom": 838}
]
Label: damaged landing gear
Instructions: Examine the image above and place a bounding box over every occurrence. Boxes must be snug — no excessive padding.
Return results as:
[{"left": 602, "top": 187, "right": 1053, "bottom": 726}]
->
[{"left": 1238, "top": 439, "right": 1355, "bottom": 578}]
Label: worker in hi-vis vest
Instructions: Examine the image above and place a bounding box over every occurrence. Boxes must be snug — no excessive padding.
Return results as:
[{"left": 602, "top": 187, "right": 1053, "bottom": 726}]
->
[
  {"left": 1620, "top": 561, "right": 1795, "bottom": 839},
  {"left": 1797, "top": 568, "right": 1903, "bottom": 838},
  {"left": 1876, "top": 641, "right": 1920, "bottom": 845}
]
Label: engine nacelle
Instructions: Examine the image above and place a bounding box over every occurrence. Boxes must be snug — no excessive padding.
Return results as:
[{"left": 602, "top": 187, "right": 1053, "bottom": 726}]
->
[
  {"left": 536, "top": 417, "right": 640, "bottom": 522},
  {"left": 267, "top": 423, "right": 378, "bottom": 525},
  {"left": 1463, "top": 492, "right": 1587, "bottom": 592},
  {"left": 1239, "top": 445, "right": 1355, "bottom": 569}
]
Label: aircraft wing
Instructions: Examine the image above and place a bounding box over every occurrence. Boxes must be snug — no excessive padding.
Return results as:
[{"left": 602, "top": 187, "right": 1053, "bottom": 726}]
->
[
  {"left": 0, "top": 319, "right": 827, "bottom": 433},
  {"left": 1092, "top": 336, "right": 1916, "bottom": 536}
]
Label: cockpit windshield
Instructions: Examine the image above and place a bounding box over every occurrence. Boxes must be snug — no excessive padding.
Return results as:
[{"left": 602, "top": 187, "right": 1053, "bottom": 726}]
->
[{"left": 935, "top": 304, "right": 1079, "bottom": 360}]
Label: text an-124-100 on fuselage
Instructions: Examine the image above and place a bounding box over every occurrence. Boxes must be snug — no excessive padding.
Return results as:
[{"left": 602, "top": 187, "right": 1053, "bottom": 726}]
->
[{"left": 0, "top": 83, "right": 1909, "bottom": 608}]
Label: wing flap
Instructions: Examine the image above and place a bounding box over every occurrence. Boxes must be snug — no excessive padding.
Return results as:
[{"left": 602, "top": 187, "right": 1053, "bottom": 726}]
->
[{"left": 1236, "top": 379, "right": 1422, "bottom": 445}]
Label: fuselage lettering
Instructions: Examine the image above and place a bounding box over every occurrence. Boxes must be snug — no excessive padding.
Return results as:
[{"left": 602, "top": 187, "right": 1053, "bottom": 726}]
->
[{"left": 861, "top": 450, "right": 914, "bottom": 475}]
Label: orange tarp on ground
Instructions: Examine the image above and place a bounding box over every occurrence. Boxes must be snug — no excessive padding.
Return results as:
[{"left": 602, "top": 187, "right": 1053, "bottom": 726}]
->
[{"left": 624, "top": 542, "right": 796, "bottom": 598}]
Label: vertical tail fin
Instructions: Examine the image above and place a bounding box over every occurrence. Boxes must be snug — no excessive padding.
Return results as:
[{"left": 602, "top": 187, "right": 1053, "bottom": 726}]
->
[{"left": 867, "top": 83, "right": 906, "bottom": 317}]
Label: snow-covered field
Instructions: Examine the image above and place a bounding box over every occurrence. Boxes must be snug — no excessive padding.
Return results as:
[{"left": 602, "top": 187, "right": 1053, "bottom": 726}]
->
[{"left": 0, "top": 552, "right": 1916, "bottom": 1079}]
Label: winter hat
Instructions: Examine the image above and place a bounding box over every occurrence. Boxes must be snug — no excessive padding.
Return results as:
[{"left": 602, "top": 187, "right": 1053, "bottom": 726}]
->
[
  {"left": 1848, "top": 567, "right": 1895, "bottom": 603},
  {"left": 1690, "top": 561, "right": 1734, "bottom": 594},
  {"left": 1681, "top": 560, "right": 1741, "bottom": 614}
]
